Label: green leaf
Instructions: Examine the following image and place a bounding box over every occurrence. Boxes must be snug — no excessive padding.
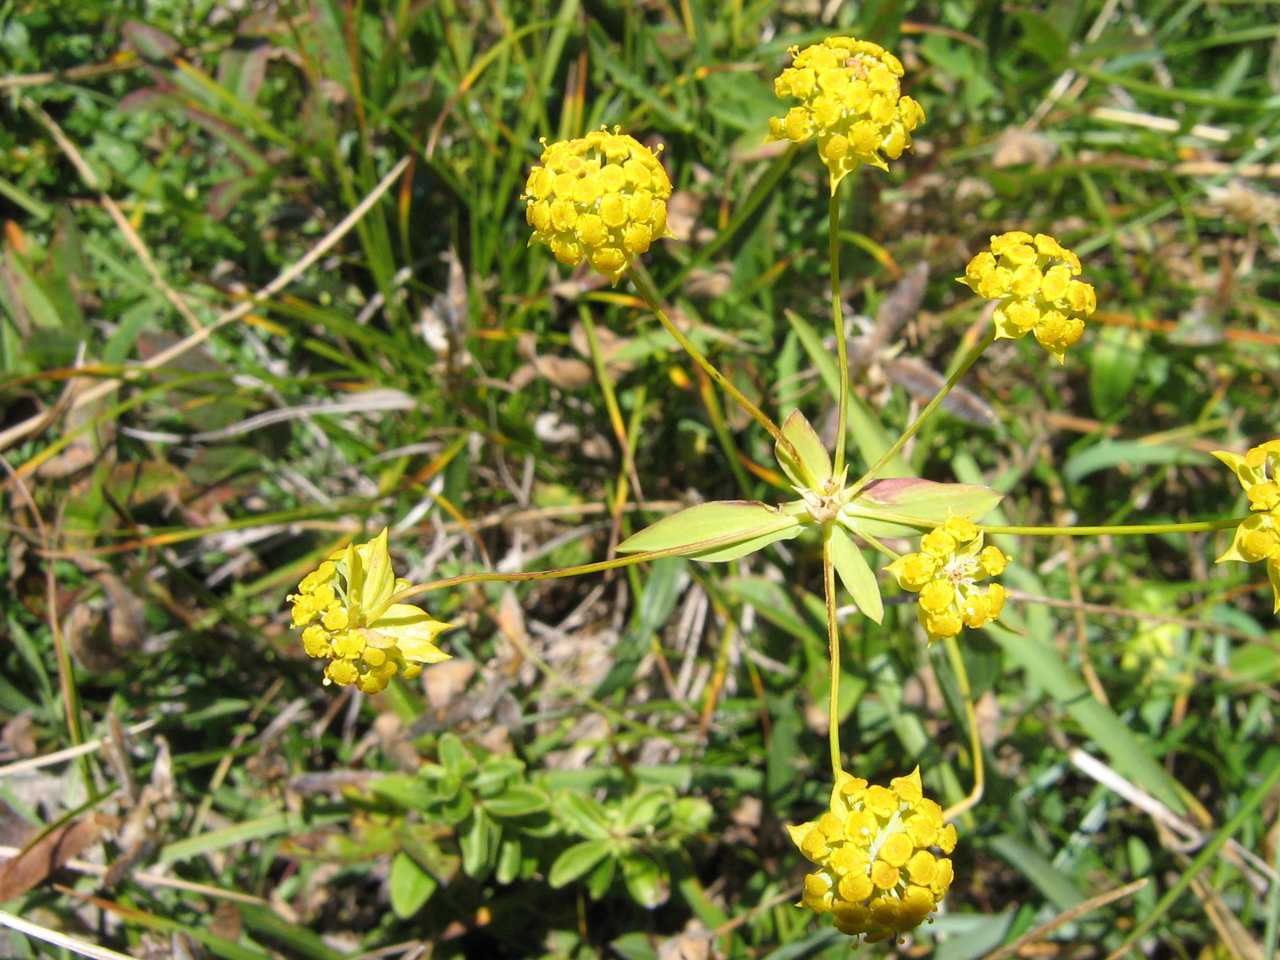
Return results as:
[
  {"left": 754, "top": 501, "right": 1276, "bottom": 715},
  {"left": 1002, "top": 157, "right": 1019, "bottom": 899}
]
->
[
  {"left": 437, "top": 732, "right": 471, "bottom": 772},
  {"left": 1063, "top": 441, "right": 1205, "bottom": 484},
  {"left": 1089, "top": 324, "right": 1144, "bottom": 419},
  {"left": 369, "top": 774, "right": 438, "bottom": 812},
  {"left": 987, "top": 835, "right": 1084, "bottom": 911},
  {"left": 991, "top": 609, "right": 1185, "bottom": 814},
  {"left": 484, "top": 784, "right": 549, "bottom": 818},
  {"left": 586, "top": 853, "right": 617, "bottom": 900},
  {"left": 470, "top": 756, "right": 525, "bottom": 793},
  {"left": 616, "top": 500, "right": 805, "bottom": 563},
  {"left": 827, "top": 528, "right": 883, "bottom": 623},
  {"left": 593, "top": 557, "right": 688, "bottom": 699},
  {"left": 617, "top": 787, "right": 672, "bottom": 835},
  {"left": 459, "top": 809, "right": 495, "bottom": 878},
  {"left": 621, "top": 852, "right": 670, "bottom": 908},
  {"left": 842, "top": 478, "right": 1003, "bottom": 538},
  {"left": 548, "top": 839, "right": 614, "bottom": 887},
  {"left": 553, "top": 790, "right": 612, "bottom": 839},
  {"left": 495, "top": 836, "right": 523, "bottom": 885},
  {"left": 776, "top": 409, "right": 833, "bottom": 489},
  {"left": 389, "top": 850, "right": 438, "bottom": 917}
]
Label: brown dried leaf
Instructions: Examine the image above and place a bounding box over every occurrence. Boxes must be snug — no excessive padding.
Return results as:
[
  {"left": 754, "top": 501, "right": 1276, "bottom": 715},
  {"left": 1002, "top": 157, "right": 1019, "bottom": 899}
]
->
[
  {"left": 0, "top": 815, "right": 102, "bottom": 901},
  {"left": 1, "top": 714, "right": 36, "bottom": 758},
  {"left": 992, "top": 128, "right": 1058, "bottom": 168}
]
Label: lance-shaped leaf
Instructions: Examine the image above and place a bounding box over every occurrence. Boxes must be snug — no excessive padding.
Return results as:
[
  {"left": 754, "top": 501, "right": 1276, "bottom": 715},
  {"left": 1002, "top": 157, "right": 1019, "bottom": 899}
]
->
[
  {"left": 827, "top": 527, "right": 883, "bottom": 622},
  {"left": 616, "top": 501, "right": 806, "bottom": 563},
  {"left": 776, "top": 409, "right": 833, "bottom": 490},
  {"left": 841, "top": 478, "right": 1002, "bottom": 539}
]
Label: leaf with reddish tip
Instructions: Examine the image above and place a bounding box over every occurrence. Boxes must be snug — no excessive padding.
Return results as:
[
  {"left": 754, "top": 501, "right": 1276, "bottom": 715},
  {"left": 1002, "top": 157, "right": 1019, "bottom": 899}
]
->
[{"left": 842, "top": 478, "right": 1003, "bottom": 538}]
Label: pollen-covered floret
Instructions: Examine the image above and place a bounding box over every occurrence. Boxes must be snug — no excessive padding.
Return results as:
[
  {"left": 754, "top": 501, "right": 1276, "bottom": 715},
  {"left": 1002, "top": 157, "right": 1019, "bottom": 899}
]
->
[
  {"left": 886, "top": 517, "right": 1010, "bottom": 645},
  {"left": 788, "top": 768, "right": 956, "bottom": 944},
  {"left": 959, "top": 231, "right": 1096, "bottom": 363},
  {"left": 766, "top": 36, "right": 926, "bottom": 192},
  {"left": 1214, "top": 440, "right": 1280, "bottom": 612},
  {"left": 523, "top": 127, "right": 674, "bottom": 284},
  {"left": 288, "top": 529, "right": 452, "bottom": 694}
]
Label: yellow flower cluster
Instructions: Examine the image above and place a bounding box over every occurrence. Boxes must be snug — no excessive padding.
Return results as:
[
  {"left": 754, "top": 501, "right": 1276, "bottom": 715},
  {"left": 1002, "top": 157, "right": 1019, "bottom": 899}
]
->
[
  {"left": 288, "top": 529, "right": 452, "bottom": 694},
  {"left": 1214, "top": 440, "right": 1280, "bottom": 611},
  {"left": 959, "top": 231, "right": 1096, "bottom": 363},
  {"left": 767, "top": 37, "right": 926, "bottom": 192},
  {"left": 788, "top": 768, "right": 956, "bottom": 944},
  {"left": 886, "top": 517, "right": 1010, "bottom": 645},
  {"left": 524, "top": 127, "right": 674, "bottom": 284}
]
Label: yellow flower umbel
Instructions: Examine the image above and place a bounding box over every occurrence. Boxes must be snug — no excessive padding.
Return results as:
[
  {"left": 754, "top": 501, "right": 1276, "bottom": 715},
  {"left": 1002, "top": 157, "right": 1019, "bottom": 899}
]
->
[
  {"left": 959, "top": 231, "right": 1097, "bottom": 363},
  {"left": 887, "top": 517, "right": 1010, "bottom": 645},
  {"left": 1214, "top": 440, "right": 1280, "bottom": 612},
  {"left": 524, "top": 127, "right": 674, "bottom": 284},
  {"left": 788, "top": 768, "right": 956, "bottom": 944},
  {"left": 766, "top": 37, "right": 925, "bottom": 193},
  {"left": 288, "top": 529, "right": 452, "bottom": 694}
]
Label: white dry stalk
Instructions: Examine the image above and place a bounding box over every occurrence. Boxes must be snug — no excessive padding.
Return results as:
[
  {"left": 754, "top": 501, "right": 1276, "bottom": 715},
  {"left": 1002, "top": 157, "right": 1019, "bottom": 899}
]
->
[
  {"left": 1069, "top": 747, "right": 1277, "bottom": 893},
  {"left": 0, "top": 910, "right": 143, "bottom": 960}
]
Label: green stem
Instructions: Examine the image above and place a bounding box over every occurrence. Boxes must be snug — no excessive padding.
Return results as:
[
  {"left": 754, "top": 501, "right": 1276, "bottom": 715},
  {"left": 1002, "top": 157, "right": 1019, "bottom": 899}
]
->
[
  {"left": 579, "top": 306, "right": 644, "bottom": 510},
  {"left": 941, "top": 635, "right": 983, "bottom": 822},
  {"left": 628, "top": 265, "right": 789, "bottom": 451},
  {"left": 979, "top": 518, "right": 1242, "bottom": 536},
  {"left": 381, "top": 527, "right": 777, "bottom": 610},
  {"left": 822, "top": 526, "right": 844, "bottom": 779},
  {"left": 847, "top": 329, "right": 997, "bottom": 498},
  {"left": 829, "top": 190, "right": 850, "bottom": 476}
]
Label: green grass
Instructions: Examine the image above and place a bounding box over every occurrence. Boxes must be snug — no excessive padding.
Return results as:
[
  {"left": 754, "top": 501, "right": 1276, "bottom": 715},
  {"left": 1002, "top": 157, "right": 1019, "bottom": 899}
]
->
[{"left": 2, "top": 1, "right": 1280, "bottom": 958}]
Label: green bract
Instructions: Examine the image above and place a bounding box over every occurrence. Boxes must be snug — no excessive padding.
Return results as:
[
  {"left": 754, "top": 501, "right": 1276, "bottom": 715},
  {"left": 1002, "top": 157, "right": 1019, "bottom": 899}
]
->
[{"left": 615, "top": 410, "right": 1003, "bottom": 624}]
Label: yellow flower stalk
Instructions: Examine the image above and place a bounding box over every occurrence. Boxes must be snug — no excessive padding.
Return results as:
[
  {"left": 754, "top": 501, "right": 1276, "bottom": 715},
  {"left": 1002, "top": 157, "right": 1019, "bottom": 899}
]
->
[
  {"left": 288, "top": 529, "right": 452, "bottom": 694},
  {"left": 788, "top": 768, "right": 956, "bottom": 944},
  {"left": 523, "top": 127, "right": 674, "bottom": 284},
  {"left": 886, "top": 517, "right": 1010, "bottom": 645},
  {"left": 959, "top": 231, "right": 1096, "bottom": 363},
  {"left": 766, "top": 37, "right": 926, "bottom": 192},
  {"left": 1213, "top": 439, "right": 1280, "bottom": 611}
]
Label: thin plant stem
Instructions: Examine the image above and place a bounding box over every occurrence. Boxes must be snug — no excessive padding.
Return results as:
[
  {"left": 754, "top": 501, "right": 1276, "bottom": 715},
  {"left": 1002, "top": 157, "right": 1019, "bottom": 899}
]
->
[
  {"left": 628, "top": 265, "right": 789, "bottom": 452},
  {"left": 847, "top": 329, "right": 997, "bottom": 497},
  {"left": 979, "top": 518, "right": 1241, "bottom": 536},
  {"left": 381, "top": 526, "right": 791, "bottom": 610},
  {"left": 941, "top": 635, "right": 983, "bottom": 822},
  {"left": 822, "top": 525, "right": 844, "bottom": 779},
  {"left": 578, "top": 306, "right": 645, "bottom": 517},
  {"left": 829, "top": 189, "right": 850, "bottom": 476}
]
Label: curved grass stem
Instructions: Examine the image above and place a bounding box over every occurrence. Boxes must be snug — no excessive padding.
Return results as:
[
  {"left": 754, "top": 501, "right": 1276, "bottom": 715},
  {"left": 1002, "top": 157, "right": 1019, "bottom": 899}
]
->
[
  {"left": 941, "top": 634, "right": 983, "bottom": 822},
  {"left": 628, "top": 265, "right": 790, "bottom": 454},
  {"left": 847, "top": 328, "right": 997, "bottom": 497}
]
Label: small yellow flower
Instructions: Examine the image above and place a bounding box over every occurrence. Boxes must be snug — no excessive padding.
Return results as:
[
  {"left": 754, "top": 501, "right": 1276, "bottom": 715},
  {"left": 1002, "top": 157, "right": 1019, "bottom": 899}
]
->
[
  {"left": 766, "top": 37, "right": 925, "bottom": 193},
  {"left": 288, "top": 529, "right": 452, "bottom": 694},
  {"left": 788, "top": 768, "right": 956, "bottom": 944},
  {"left": 886, "top": 517, "right": 1009, "bottom": 645},
  {"left": 959, "top": 231, "right": 1096, "bottom": 363},
  {"left": 524, "top": 127, "right": 674, "bottom": 284},
  {"left": 1214, "top": 440, "right": 1280, "bottom": 612}
]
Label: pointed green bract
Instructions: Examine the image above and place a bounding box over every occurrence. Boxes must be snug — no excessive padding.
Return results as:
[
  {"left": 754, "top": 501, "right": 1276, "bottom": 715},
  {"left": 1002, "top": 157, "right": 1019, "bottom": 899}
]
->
[
  {"left": 827, "top": 527, "right": 884, "bottom": 623},
  {"left": 616, "top": 500, "right": 806, "bottom": 563},
  {"left": 842, "top": 478, "right": 1003, "bottom": 538},
  {"left": 777, "top": 409, "right": 834, "bottom": 490}
]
